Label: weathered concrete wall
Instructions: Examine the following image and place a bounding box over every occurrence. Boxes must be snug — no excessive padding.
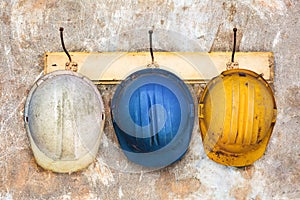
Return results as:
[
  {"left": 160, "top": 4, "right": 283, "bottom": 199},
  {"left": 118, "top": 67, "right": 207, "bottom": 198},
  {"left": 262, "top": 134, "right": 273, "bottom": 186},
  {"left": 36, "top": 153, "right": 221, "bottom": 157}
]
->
[{"left": 0, "top": 0, "right": 299, "bottom": 199}]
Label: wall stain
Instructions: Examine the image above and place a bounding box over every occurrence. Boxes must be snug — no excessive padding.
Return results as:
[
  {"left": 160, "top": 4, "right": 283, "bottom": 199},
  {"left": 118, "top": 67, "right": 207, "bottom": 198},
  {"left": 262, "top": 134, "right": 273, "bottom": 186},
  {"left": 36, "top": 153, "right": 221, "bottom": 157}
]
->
[
  {"left": 238, "top": 165, "right": 256, "bottom": 179},
  {"left": 155, "top": 170, "right": 202, "bottom": 199},
  {"left": 286, "top": 86, "right": 300, "bottom": 107},
  {"left": 230, "top": 182, "right": 252, "bottom": 200},
  {"left": 0, "top": 13, "right": 10, "bottom": 25}
]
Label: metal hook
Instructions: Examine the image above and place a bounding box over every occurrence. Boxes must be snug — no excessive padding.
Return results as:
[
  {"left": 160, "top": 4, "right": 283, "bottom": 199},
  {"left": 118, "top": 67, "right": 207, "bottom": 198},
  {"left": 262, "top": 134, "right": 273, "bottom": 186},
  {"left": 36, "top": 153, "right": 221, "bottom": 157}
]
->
[
  {"left": 227, "top": 27, "right": 239, "bottom": 70},
  {"left": 147, "top": 29, "right": 159, "bottom": 68},
  {"left": 59, "top": 27, "right": 78, "bottom": 72},
  {"left": 148, "top": 30, "right": 155, "bottom": 64},
  {"left": 231, "top": 28, "right": 237, "bottom": 63},
  {"left": 59, "top": 27, "right": 72, "bottom": 63}
]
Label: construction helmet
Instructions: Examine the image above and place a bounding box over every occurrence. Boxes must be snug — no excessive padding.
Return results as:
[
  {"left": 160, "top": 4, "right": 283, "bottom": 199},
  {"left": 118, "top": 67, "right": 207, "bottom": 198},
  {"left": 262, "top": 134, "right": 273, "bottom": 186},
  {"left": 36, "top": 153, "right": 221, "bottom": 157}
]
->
[
  {"left": 24, "top": 70, "right": 105, "bottom": 173},
  {"left": 111, "top": 68, "right": 195, "bottom": 168},
  {"left": 199, "top": 68, "right": 277, "bottom": 166}
]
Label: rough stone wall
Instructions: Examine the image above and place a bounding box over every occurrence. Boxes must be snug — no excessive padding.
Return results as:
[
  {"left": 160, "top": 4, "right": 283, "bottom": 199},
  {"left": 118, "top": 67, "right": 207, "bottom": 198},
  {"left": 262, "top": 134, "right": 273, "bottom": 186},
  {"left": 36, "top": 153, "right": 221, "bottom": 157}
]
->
[{"left": 0, "top": 0, "right": 299, "bottom": 199}]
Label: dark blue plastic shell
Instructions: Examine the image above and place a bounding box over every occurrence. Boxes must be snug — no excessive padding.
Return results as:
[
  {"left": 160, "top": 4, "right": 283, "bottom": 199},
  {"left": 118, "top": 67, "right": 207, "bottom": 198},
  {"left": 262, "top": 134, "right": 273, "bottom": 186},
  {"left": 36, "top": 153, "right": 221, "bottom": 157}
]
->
[{"left": 111, "top": 68, "right": 195, "bottom": 168}]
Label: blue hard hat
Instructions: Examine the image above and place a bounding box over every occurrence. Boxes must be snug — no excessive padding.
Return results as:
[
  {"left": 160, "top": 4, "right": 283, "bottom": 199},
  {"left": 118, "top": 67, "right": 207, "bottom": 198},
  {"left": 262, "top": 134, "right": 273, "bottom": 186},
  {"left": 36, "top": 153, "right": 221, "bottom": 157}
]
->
[{"left": 111, "top": 68, "right": 195, "bottom": 168}]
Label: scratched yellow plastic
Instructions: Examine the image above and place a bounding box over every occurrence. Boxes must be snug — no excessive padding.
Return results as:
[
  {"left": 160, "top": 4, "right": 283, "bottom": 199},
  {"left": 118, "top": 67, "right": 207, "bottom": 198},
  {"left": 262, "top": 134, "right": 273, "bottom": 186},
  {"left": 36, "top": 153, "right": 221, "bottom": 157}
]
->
[{"left": 199, "top": 69, "right": 277, "bottom": 167}]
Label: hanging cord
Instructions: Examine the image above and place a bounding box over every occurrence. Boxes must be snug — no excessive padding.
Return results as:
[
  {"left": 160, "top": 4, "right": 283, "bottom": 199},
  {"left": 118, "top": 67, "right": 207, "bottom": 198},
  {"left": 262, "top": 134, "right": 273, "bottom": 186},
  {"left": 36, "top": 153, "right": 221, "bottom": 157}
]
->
[
  {"left": 227, "top": 28, "right": 239, "bottom": 70},
  {"left": 59, "top": 27, "right": 78, "bottom": 71}
]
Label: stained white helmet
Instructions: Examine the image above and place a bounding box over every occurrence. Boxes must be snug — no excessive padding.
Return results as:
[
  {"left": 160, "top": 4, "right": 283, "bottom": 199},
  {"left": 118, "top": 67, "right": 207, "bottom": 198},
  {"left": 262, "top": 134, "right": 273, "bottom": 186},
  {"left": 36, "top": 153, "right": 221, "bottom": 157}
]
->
[{"left": 24, "top": 70, "right": 105, "bottom": 173}]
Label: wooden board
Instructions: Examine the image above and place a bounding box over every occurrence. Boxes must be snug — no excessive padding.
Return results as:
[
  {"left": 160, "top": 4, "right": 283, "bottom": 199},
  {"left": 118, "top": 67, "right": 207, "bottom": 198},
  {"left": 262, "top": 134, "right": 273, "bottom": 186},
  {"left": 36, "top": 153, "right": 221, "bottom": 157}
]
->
[{"left": 45, "top": 52, "right": 274, "bottom": 84}]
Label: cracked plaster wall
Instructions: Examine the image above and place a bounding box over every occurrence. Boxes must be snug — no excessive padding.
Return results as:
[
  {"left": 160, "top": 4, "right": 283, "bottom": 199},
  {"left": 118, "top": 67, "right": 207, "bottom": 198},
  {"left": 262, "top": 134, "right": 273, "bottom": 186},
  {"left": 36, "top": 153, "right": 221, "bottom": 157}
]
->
[{"left": 0, "top": 0, "right": 299, "bottom": 199}]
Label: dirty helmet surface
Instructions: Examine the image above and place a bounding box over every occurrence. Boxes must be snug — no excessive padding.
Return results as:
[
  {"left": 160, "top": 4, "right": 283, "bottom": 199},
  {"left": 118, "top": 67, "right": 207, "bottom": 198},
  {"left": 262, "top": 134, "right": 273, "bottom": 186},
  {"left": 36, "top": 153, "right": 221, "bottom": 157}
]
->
[
  {"left": 199, "top": 68, "right": 277, "bottom": 167},
  {"left": 24, "top": 70, "right": 105, "bottom": 173},
  {"left": 111, "top": 68, "right": 195, "bottom": 168}
]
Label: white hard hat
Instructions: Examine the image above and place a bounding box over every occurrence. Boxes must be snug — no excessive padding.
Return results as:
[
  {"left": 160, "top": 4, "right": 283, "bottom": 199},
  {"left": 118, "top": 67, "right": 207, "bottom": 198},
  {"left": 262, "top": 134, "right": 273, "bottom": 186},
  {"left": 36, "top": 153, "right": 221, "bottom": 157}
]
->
[{"left": 24, "top": 70, "right": 105, "bottom": 173}]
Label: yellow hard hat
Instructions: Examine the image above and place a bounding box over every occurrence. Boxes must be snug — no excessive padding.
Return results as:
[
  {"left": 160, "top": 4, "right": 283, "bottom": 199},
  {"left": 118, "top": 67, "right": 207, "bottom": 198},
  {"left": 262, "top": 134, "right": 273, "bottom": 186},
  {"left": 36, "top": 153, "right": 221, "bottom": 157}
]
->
[{"left": 199, "top": 68, "right": 277, "bottom": 166}]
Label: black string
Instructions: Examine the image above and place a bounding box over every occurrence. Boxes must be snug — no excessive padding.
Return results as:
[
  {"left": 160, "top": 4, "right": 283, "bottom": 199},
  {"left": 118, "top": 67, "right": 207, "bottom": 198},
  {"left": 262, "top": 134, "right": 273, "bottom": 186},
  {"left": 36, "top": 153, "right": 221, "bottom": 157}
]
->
[
  {"left": 148, "top": 30, "right": 154, "bottom": 64},
  {"left": 231, "top": 28, "right": 237, "bottom": 63},
  {"left": 59, "top": 27, "right": 72, "bottom": 63}
]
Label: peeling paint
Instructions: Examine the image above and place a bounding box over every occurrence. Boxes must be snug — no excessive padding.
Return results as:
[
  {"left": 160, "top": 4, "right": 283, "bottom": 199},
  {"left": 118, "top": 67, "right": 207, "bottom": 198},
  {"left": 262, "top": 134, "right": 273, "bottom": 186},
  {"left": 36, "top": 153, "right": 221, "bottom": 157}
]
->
[
  {"left": 118, "top": 186, "right": 124, "bottom": 199},
  {"left": 0, "top": 192, "right": 13, "bottom": 200},
  {"left": 240, "top": 0, "right": 292, "bottom": 19},
  {"left": 273, "top": 31, "right": 281, "bottom": 48},
  {"left": 83, "top": 158, "right": 115, "bottom": 187}
]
